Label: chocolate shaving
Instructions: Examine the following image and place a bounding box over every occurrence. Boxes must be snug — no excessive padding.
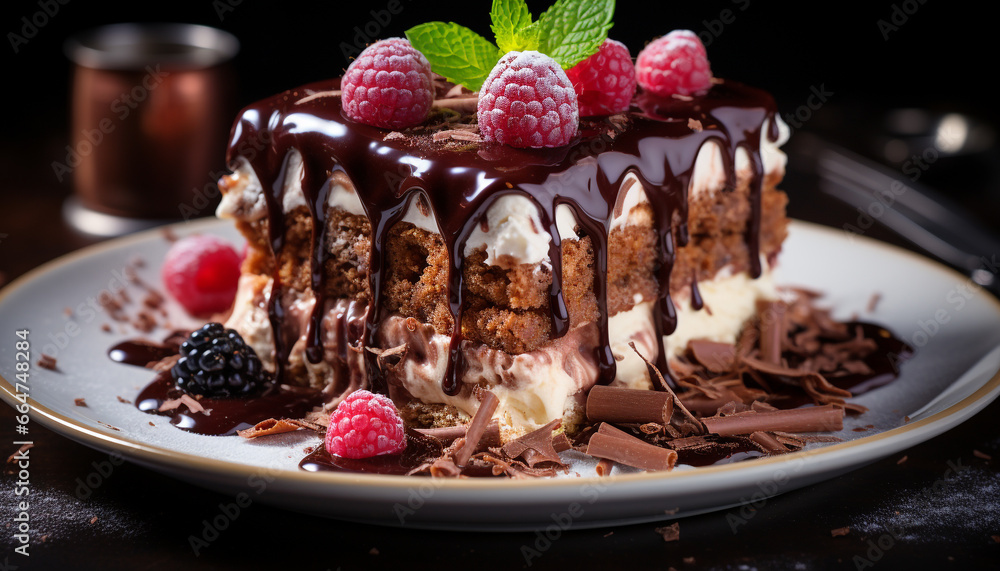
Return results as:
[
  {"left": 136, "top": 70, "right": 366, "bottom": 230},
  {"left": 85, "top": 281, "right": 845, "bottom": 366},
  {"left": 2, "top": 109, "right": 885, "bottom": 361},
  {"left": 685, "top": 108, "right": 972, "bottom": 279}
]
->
[
  {"left": 366, "top": 344, "right": 408, "bottom": 372},
  {"left": 595, "top": 458, "right": 615, "bottom": 476},
  {"left": 759, "top": 300, "right": 788, "bottom": 365},
  {"left": 158, "top": 394, "right": 209, "bottom": 415},
  {"left": 749, "top": 431, "right": 790, "bottom": 454},
  {"left": 688, "top": 340, "right": 736, "bottom": 373},
  {"left": 629, "top": 343, "right": 705, "bottom": 435},
  {"left": 74, "top": 398, "right": 87, "bottom": 407},
  {"left": 702, "top": 405, "right": 844, "bottom": 436},
  {"left": 973, "top": 449, "right": 992, "bottom": 461},
  {"left": 655, "top": 522, "right": 680, "bottom": 542},
  {"left": 501, "top": 419, "right": 564, "bottom": 467},
  {"left": 415, "top": 420, "right": 502, "bottom": 457},
  {"left": 237, "top": 418, "right": 324, "bottom": 438},
  {"left": 6, "top": 443, "right": 33, "bottom": 463},
  {"left": 432, "top": 129, "right": 482, "bottom": 143},
  {"left": 431, "top": 96, "right": 478, "bottom": 113},
  {"left": 454, "top": 391, "right": 499, "bottom": 467},
  {"left": 37, "top": 353, "right": 58, "bottom": 370}
]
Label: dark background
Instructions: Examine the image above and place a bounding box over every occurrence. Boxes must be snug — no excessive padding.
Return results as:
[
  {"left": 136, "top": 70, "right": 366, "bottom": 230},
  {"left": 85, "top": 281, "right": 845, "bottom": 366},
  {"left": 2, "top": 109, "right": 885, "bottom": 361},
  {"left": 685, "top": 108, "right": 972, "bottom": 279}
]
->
[
  {"left": 2, "top": 1, "right": 999, "bottom": 569},
  {"left": 2, "top": 0, "right": 998, "bottom": 178}
]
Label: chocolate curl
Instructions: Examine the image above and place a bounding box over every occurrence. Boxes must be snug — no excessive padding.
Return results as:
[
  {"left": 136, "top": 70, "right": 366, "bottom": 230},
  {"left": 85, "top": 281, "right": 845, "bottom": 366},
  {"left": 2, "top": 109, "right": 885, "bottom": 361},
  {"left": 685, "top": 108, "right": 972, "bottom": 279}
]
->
[
  {"left": 432, "top": 96, "right": 478, "bottom": 113},
  {"left": 159, "top": 394, "right": 209, "bottom": 415},
  {"left": 454, "top": 391, "right": 499, "bottom": 467},
  {"left": 551, "top": 432, "right": 573, "bottom": 453},
  {"left": 688, "top": 340, "right": 736, "bottom": 373},
  {"left": 586, "top": 423, "right": 677, "bottom": 471},
  {"left": 586, "top": 385, "right": 672, "bottom": 424},
  {"left": 678, "top": 391, "right": 742, "bottom": 416},
  {"left": 415, "top": 420, "right": 501, "bottom": 451},
  {"left": 629, "top": 343, "right": 705, "bottom": 434},
  {"left": 366, "top": 343, "right": 407, "bottom": 372},
  {"left": 502, "top": 419, "right": 565, "bottom": 467},
  {"left": 702, "top": 404, "right": 844, "bottom": 437},
  {"left": 757, "top": 300, "right": 787, "bottom": 365},
  {"left": 749, "top": 431, "right": 791, "bottom": 454},
  {"left": 237, "top": 418, "right": 323, "bottom": 439},
  {"left": 595, "top": 458, "right": 615, "bottom": 477}
]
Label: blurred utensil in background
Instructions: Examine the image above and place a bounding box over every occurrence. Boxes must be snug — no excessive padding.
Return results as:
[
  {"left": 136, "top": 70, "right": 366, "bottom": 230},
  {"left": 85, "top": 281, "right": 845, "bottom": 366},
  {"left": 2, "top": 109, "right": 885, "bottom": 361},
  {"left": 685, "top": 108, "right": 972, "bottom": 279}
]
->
[
  {"left": 790, "top": 131, "right": 1000, "bottom": 298},
  {"left": 62, "top": 23, "right": 238, "bottom": 237}
]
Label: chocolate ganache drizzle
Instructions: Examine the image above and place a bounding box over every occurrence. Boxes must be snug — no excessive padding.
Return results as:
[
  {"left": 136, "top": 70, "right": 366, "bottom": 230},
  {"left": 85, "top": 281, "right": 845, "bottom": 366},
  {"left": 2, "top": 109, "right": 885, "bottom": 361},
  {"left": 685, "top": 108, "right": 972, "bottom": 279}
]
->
[{"left": 225, "top": 78, "right": 779, "bottom": 396}]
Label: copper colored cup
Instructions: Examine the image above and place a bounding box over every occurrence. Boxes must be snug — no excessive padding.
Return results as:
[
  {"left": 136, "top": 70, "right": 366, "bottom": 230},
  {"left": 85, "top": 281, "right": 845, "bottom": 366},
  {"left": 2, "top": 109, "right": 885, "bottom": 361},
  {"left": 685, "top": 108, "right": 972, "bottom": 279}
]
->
[{"left": 63, "top": 23, "right": 239, "bottom": 236}]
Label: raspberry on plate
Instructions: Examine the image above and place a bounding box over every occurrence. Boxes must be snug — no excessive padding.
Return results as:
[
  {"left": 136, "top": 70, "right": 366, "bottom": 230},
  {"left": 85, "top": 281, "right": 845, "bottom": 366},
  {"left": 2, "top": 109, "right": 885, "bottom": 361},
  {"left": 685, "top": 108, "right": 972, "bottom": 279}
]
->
[
  {"left": 171, "top": 323, "right": 269, "bottom": 398},
  {"left": 565, "top": 39, "right": 636, "bottom": 116},
  {"left": 635, "top": 30, "right": 713, "bottom": 97},
  {"left": 477, "top": 50, "right": 579, "bottom": 148},
  {"left": 161, "top": 234, "right": 241, "bottom": 316},
  {"left": 325, "top": 390, "right": 407, "bottom": 459},
  {"left": 341, "top": 37, "right": 434, "bottom": 129}
]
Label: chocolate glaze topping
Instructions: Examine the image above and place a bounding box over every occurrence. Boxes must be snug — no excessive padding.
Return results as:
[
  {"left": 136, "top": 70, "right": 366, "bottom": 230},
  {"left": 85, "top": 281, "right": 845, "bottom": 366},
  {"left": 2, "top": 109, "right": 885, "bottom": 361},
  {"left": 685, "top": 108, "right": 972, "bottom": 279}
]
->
[{"left": 226, "top": 78, "right": 779, "bottom": 395}]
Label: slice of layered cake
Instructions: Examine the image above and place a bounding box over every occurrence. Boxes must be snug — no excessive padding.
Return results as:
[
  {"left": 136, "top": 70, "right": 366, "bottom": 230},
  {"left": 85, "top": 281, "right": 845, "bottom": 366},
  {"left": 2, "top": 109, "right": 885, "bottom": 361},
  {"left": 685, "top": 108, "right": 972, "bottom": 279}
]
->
[{"left": 215, "top": 22, "right": 789, "bottom": 440}]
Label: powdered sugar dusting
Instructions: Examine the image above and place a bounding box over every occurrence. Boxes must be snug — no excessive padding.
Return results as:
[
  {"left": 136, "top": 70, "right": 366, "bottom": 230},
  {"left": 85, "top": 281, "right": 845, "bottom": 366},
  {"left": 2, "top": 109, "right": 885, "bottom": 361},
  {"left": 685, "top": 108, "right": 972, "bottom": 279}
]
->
[
  {"left": 849, "top": 459, "right": 1000, "bottom": 541},
  {"left": 0, "top": 481, "right": 148, "bottom": 542}
]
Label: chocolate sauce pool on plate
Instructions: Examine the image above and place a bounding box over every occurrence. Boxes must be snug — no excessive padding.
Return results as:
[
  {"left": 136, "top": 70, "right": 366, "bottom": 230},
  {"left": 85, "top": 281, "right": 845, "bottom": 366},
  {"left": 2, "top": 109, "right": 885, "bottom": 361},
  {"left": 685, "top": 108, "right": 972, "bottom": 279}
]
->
[
  {"left": 110, "top": 337, "right": 323, "bottom": 436},
  {"left": 299, "top": 431, "right": 444, "bottom": 476},
  {"left": 108, "top": 338, "right": 180, "bottom": 367},
  {"left": 135, "top": 371, "right": 322, "bottom": 436}
]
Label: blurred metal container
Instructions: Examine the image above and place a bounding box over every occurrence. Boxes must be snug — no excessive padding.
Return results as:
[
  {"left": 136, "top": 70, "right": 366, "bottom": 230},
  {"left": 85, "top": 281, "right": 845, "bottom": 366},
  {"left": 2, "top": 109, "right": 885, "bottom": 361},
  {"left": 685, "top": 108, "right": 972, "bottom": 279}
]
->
[{"left": 63, "top": 23, "right": 239, "bottom": 236}]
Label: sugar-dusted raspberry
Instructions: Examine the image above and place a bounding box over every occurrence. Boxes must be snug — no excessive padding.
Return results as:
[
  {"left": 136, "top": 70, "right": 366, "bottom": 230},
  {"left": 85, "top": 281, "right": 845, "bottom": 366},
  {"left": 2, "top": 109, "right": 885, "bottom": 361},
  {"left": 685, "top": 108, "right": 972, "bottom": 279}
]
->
[
  {"left": 477, "top": 51, "right": 579, "bottom": 148},
  {"left": 341, "top": 38, "right": 434, "bottom": 129},
  {"left": 635, "top": 30, "right": 713, "bottom": 97},
  {"left": 325, "top": 390, "right": 407, "bottom": 459},
  {"left": 565, "top": 39, "right": 637, "bottom": 116},
  {"left": 161, "top": 235, "right": 241, "bottom": 316}
]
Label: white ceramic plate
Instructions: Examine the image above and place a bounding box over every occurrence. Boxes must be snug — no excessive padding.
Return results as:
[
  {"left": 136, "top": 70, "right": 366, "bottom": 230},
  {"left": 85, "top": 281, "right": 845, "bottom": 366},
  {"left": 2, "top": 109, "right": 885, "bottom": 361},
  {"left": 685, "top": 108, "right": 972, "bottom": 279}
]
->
[{"left": 2, "top": 219, "right": 999, "bottom": 530}]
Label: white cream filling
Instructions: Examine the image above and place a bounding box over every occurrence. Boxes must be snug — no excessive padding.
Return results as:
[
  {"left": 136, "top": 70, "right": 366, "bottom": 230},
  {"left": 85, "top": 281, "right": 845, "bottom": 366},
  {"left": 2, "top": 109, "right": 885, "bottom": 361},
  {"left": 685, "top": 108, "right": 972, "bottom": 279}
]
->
[
  {"left": 217, "top": 153, "right": 369, "bottom": 224},
  {"left": 667, "top": 262, "right": 777, "bottom": 360},
  {"left": 224, "top": 274, "right": 275, "bottom": 370}
]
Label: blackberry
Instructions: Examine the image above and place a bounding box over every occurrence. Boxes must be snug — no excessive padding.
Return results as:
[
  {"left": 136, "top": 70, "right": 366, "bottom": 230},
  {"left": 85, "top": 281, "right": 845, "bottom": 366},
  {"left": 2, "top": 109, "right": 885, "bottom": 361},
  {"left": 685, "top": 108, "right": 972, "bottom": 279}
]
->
[{"left": 171, "top": 323, "right": 269, "bottom": 398}]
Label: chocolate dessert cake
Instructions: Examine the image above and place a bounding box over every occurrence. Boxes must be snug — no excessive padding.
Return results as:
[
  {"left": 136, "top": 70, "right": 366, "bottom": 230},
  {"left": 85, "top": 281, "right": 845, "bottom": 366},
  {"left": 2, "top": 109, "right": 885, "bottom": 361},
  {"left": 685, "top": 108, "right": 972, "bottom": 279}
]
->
[{"left": 214, "top": 36, "right": 789, "bottom": 441}]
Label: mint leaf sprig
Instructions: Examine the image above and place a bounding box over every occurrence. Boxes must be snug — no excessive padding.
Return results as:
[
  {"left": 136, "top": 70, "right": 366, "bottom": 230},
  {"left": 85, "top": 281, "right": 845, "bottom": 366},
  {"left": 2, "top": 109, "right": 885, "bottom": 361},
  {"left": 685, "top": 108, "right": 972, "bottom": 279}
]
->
[{"left": 405, "top": 0, "right": 614, "bottom": 93}]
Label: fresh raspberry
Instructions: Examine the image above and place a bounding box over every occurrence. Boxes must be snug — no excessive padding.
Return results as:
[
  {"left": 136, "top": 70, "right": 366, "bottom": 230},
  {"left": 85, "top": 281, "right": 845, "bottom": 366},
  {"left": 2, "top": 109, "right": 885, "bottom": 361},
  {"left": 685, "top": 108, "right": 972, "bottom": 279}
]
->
[
  {"left": 161, "top": 235, "right": 241, "bottom": 316},
  {"left": 341, "top": 38, "right": 434, "bottom": 129},
  {"left": 565, "top": 39, "right": 637, "bottom": 116},
  {"left": 635, "top": 30, "right": 713, "bottom": 97},
  {"left": 325, "top": 390, "right": 406, "bottom": 459},
  {"left": 477, "top": 51, "right": 579, "bottom": 148}
]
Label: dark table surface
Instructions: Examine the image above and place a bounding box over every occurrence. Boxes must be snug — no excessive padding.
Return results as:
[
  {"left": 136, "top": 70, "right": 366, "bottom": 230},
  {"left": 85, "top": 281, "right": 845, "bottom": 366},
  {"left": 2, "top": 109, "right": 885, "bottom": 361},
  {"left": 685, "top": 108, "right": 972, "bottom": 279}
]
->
[{"left": 3, "top": 1, "right": 1000, "bottom": 568}]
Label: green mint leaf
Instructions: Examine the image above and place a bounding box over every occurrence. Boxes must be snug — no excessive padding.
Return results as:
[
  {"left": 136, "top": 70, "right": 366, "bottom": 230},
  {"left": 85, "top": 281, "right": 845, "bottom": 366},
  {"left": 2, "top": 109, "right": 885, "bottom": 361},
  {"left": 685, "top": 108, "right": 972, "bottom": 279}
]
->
[
  {"left": 491, "top": 0, "right": 539, "bottom": 52},
  {"left": 406, "top": 22, "right": 503, "bottom": 92},
  {"left": 536, "top": 0, "right": 615, "bottom": 69}
]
